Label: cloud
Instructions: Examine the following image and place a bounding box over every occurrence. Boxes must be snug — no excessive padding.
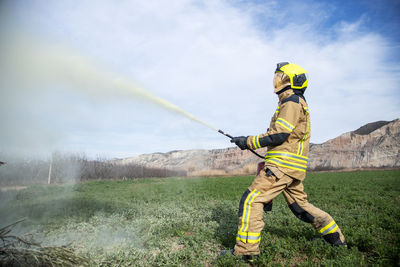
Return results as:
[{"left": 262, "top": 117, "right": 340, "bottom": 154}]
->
[{"left": 0, "top": 0, "right": 399, "bottom": 157}]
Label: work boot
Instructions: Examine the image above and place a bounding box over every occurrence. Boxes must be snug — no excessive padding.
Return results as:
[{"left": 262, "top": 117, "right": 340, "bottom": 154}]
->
[
  {"left": 219, "top": 249, "right": 258, "bottom": 263},
  {"left": 323, "top": 232, "right": 347, "bottom": 247},
  {"left": 242, "top": 254, "right": 258, "bottom": 263}
]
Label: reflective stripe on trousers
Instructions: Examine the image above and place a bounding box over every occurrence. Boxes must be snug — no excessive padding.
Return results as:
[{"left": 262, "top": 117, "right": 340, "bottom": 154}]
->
[
  {"left": 319, "top": 220, "right": 338, "bottom": 236},
  {"left": 236, "top": 231, "right": 261, "bottom": 244},
  {"left": 237, "top": 189, "right": 261, "bottom": 244}
]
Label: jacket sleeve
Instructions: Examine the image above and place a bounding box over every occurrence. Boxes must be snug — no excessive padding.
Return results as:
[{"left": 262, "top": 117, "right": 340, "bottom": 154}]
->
[{"left": 246, "top": 100, "right": 300, "bottom": 150}]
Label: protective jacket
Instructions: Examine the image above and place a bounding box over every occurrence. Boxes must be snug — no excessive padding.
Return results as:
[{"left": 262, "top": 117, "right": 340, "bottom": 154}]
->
[{"left": 245, "top": 88, "right": 310, "bottom": 180}]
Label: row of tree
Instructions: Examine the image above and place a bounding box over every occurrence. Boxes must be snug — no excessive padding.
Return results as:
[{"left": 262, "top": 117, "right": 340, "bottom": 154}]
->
[{"left": 0, "top": 152, "right": 186, "bottom": 186}]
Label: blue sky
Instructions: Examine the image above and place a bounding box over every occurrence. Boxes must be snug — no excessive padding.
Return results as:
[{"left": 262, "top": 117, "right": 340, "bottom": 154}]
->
[{"left": 0, "top": 0, "right": 399, "bottom": 158}]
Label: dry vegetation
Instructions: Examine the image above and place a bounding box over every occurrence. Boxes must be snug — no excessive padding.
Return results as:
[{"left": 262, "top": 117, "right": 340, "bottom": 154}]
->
[
  {"left": 0, "top": 152, "right": 186, "bottom": 186},
  {"left": 188, "top": 163, "right": 258, "bottom": 177},
  {"left": 0, "top": 219, "right": 90, "bottom": 266}
]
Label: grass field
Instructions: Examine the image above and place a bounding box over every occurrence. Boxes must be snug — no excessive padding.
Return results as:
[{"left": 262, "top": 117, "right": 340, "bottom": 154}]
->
[{"left": 1, "top": 170, "right": 399, "bottom": 266}]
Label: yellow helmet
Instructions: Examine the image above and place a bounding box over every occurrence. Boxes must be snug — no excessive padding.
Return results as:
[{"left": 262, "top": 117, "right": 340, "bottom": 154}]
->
[{"left": 275, "top": 62, "right": 308, "bottom": 90}]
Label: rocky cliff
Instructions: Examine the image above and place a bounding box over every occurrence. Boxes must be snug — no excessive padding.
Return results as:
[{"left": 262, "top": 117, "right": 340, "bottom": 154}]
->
[
  {"left": 116, "top": 147, "right": 266, "bottom": 176},
  {"left": 115, "top": 119, "right": 400, "bottom": 175},
  {"left": 309, "top": 119, "right": 400, "bottom": 170}
]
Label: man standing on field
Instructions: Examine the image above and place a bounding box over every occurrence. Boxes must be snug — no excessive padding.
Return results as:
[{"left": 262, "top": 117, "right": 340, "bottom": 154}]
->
[{"left": 222, "top": 62, "right": 346, "bottom": 263}]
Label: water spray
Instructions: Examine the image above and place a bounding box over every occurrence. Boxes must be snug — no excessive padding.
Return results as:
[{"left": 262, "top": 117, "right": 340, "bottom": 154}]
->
[
  {"left": 1, "top": 34, "right": 264, "bottom": 159},
  {"left": 176, "top": 111, "right": 264, "bottom": 159}
]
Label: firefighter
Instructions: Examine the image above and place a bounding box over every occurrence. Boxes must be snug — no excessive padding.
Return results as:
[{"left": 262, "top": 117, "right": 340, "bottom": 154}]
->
[{"left": 222, "top": 62, "right": 346, "bottom": 262}]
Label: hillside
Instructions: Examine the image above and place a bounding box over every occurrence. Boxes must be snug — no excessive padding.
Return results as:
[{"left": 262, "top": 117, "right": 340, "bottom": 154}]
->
[
  {"left": 309, "top": 119, "right": 400, "bottom": 170},
  {"left": 115, "top": 119, "right": 400, "bottom": 175}
]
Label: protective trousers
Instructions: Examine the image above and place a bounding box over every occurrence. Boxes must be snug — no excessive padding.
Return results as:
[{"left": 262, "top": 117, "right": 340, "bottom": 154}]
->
[{"left": 234, "top": 167, "right": 346, "bottom": 255}]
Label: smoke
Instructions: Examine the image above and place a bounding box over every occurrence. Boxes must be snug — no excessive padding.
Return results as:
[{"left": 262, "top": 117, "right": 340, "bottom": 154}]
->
[
  {"left": 37, "top": 212, "right": 143, "bottom": 253},
  {"left": 0, "top": 33, "right": 216, "bottom": 157}
]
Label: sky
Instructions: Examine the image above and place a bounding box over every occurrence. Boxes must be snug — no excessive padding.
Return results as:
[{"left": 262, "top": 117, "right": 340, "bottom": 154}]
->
[{"left": 0, "top": 0, "right": 399, "bottom": 159}]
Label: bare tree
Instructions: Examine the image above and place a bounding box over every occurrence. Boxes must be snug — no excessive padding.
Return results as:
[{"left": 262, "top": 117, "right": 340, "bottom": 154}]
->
[{"left": 0, "top": 152, "right": 187, "bottom": 186}]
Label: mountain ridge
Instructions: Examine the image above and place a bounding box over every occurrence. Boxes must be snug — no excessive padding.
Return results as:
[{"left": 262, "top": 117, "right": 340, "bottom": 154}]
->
[{"left": 114, "top": 119, "right": 400, "bottom": 175}]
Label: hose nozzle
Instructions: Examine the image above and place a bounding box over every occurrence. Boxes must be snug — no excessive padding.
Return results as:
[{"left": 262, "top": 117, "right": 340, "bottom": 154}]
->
[{"left": 218, "top": 129, "right": 233, "bottom": 139}]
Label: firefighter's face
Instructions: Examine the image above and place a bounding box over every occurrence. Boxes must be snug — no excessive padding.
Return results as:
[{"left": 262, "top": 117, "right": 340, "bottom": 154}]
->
[
  {"left": 273, "top": 72, "right": 282, "bottom": 93},
  {"left": 273, "top": 72, "right": 291, "bottom": 94}
]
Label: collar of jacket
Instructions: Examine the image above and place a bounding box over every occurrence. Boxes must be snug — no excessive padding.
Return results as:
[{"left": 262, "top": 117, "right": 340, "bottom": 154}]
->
[{"left": 277, "top": 88, "right": 296, "bottom": 102}]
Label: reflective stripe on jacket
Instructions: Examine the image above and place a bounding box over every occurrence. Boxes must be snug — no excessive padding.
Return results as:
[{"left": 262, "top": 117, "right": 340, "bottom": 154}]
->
[{"left": 246, "top": 89, "right": 310, "bottom": 180}]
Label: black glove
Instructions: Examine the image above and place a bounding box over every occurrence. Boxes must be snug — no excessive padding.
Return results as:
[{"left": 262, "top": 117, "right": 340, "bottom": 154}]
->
[{"left": 230, "top": 136, "right": 248, "bottom": 150}]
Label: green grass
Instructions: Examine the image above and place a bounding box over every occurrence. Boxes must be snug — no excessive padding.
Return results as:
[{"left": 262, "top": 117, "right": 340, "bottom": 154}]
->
[{"left": 1, "top": 170, "right": 399, "bottom": 266}]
